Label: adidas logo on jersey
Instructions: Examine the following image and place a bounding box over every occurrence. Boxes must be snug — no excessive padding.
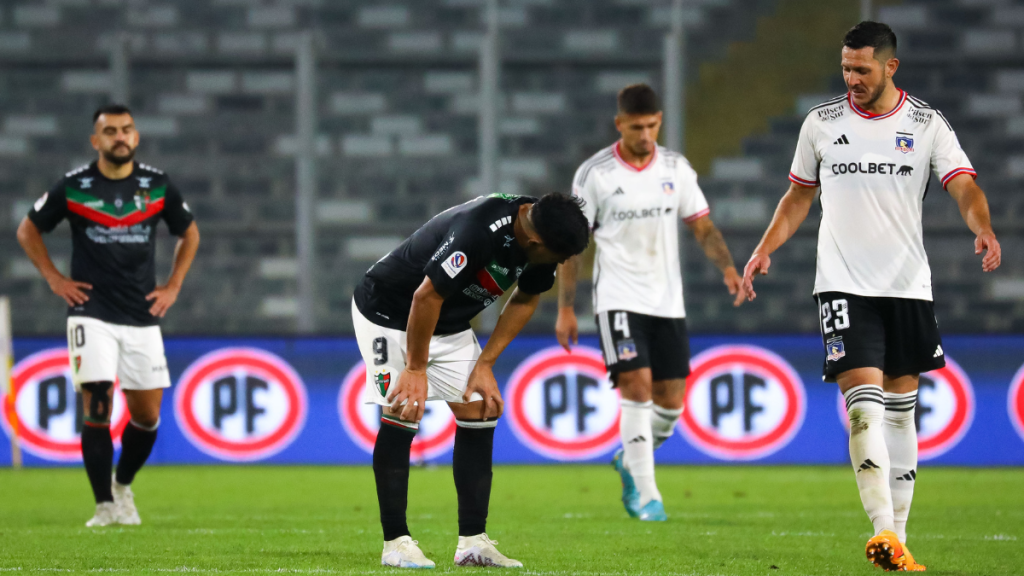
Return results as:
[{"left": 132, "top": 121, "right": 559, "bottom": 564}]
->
[
  {"left": 613, "top": 187, "right": 625, "bottom": 195},
  {"left": 833, "top": 134, "right": 850, "bottom": 145},
  {"left": 934, "top": 345, "right": 943, "bottom": 358},
  {"left": 489, "top": 216, "right": 512, "bottom": 232}
]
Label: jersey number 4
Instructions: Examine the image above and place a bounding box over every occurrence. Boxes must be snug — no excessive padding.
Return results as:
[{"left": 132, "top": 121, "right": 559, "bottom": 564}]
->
[{"left": 820, "top": 299, "right": 850, "bottom": 334}]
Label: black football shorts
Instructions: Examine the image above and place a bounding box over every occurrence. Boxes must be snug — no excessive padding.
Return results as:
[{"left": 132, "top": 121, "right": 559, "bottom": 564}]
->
[{"left": 595, "top": 310, "right": 691, "bottom": 383}]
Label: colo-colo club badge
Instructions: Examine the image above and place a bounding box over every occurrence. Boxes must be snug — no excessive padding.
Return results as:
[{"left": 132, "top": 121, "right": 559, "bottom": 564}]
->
[
  {"left": 505, "top": 346, "right": 621, "bottom": 461},
  {"left": 338, "top": 362, "right": 456, "bottom": 461},
  {"left": 174, "top": 348, "right": 307, "bottom": 462},
  {"left": 679, "top": 345, "right": 806, "bottom": 461},
  {"left": 837, "top": 356, "right": 975, "bottom": 460},
  {"left": 0, "top": 348, "right": 130, "bottom": 461}
]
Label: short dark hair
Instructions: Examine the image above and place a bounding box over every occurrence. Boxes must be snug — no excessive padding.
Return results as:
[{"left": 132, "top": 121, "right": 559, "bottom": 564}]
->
[
  {"left": 617, "top": 84, "right": 660, "bottom": 115},
  {"left": 93, "top": 104, "right": 132, "bottom": 123},
  {"left": 843, "top": 21, "right": 897, "bottom": 59},
  {"left": 531, "top": 193, "right": 590, "bottom": 258}
]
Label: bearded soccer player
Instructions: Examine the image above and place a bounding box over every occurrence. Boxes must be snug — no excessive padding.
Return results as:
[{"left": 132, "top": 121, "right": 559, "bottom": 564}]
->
[
  {"left": 353, "top": 192, "right": 589, "bottom": 568},
  {"left": 556, "top": 84, "right": 745, "bottom": 522},
  {"left": 743, "top": 22, "right": 1000, "bottom": 571},
  {"left": 16, "top": 105, "right": 199, "bottom": 526}
]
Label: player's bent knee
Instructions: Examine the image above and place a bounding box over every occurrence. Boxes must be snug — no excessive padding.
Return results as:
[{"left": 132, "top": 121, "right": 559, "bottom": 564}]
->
[{"left": 80, "top": 381, "right": 113, "bottom": 423}]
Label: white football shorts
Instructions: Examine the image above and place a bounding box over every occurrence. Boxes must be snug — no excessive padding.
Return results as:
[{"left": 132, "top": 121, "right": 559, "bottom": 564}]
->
[
  {"left": 351, "top": 299, "right": 482, "bottom": 406},
  {"left": 66, "top": 316, "right": 172, "bottom": 391}
]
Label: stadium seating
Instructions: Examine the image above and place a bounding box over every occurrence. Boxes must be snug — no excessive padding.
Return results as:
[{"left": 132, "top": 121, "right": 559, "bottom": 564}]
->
[{"left": 0, "top": 0, "right": 1019, "bottom": 334}]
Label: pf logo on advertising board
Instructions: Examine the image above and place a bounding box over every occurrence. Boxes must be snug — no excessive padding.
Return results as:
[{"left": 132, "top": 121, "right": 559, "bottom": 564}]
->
[
  {"left": 506, "top": 347, "right": 620, "bottom": 461},
  {"left": 338, "top": 362, "right": 456, "bottom": 460},
  {"left": 1009, "top": 361, "right": 1024, "bottom": 444},
  {"left": 0, "top": 348, "right": 130, "bottom": 461},
  {"left": 174, "top": 348, "right": 307, "bottom": 461},
  {"left": 836, "top": 356, "right": 974, "bottom": 460},
  {"left": 679, "top": 345, "right": 805, "bottom": 461}
]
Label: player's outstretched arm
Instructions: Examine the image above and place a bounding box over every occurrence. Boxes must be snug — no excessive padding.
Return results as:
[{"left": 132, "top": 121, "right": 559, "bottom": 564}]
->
[
  {"left": 464, "top": 288, "right": 541, "bottom": 418},
  {"left": 147, "top": 222, "right": 200, "bottom": 318},
  {"left": 388, "top": 276, "right": 444, "bottom": 422},
  {"left": 686, "top": 215, "right": 745, "bottom": 307},
  {"left": 946, "top": 174, "right": 1001, "bottom": 272},
  {"left": 16, "top": 217, "right": 92, "bottom": 307},
  {"left": 555, "top": 256, "right": 579, "bottom": 351},
  {"left": 742, "top": 182, "right": 818, "bottom": 300}
]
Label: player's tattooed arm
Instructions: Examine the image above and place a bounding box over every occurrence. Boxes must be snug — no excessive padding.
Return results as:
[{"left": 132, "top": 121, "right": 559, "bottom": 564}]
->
[
  {"left": 147, "top": 222, "right": 200, "bottom": 317},
  {"left": 16, "top": 217, "right": 92, "bottom": 306},
  {"left": 555, "top": 256, "right": 579, "bottom": 351},
  {"left": 687, "top": 216, "right": 745, "bottom": 307},
  {"left": 946, "top": 174, "right": 1001, "bottom": 272}
]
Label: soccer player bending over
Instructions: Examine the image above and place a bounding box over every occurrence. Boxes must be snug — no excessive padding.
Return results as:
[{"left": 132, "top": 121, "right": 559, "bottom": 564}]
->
[
  {"left": 743, "top": 22, "right": 1000, "bottom": 572},
  {"left": 352, "top": 192, "right": 589, "bottom": 568},
  {"left": 17, "top": 105, "right": 199, "bottom": 526},
  {"left": 556, "top": 84, "right": 745, "bottom": 522}
]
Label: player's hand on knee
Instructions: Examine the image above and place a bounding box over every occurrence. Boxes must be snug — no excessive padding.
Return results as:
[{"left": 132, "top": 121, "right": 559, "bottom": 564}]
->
[
  {"left": 975, "top": 231, "right": 1001, "bottom": 272},
  {"left": 49, "top": 275, "right": 92, "bottom": 306},
  {"left": 465, "top": 364, "right": 504, "bottom": 419},
  {"left": 389, "top": 368, "right": 427, "bottom": 422},
  {"left": 742, "top": 253, "right": 771, "bottom": 301},
  {"left": 146, "top": 283, "right": 181, "bottom": 318},
  {"left": 555, "top": 307, "right": 579, "bottom": 352}
]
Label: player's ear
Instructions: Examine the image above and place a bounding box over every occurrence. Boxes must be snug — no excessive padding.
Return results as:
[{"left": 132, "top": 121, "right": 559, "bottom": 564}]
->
[
  {"left": 89, "top": 133, "right": 100, "bottom": 151},
  {"left": 886, "top": 57, "right": 899, "bottom": 79}
]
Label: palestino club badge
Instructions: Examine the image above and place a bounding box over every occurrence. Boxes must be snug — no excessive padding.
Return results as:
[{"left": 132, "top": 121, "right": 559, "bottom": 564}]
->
[
  {"left": 836, "top": 356, "right": 974, "bottom": 460},
  {"left": 174, "top": 348, "right": 307, "bottom": 462},
  {"left": 679, "top": 345, "right": 806, "bottom": 461},
  {"left": 0, "top": 348, "right": 130, "bottom": 461},
  {"left": 1008, "top": 361, "right": 1024, "bottom": 444},
  {"left": 338, "top": 362, "right": 456, "bottom": 460},
  {"left": 505, "top": 346, "right": 620, "bottom": 461}
]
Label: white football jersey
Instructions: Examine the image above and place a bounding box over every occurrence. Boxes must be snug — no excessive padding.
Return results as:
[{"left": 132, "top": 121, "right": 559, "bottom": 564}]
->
[
  {"left": 790, "top": 90, "right": 975, "bottom": 301},
  {"left": 572, "top": 143, "right": 710, "bottom": 318}
]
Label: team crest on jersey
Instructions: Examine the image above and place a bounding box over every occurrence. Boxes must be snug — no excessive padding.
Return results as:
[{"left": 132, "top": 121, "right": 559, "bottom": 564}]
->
[
  {"left": 826, "top": 337, "right": 846, "bottom": 362},
  {"left": 136, "top": 176, "right": 152, "bottom": 189},
  {"left": 134, "top": 190, "right": 151, "bottom": 211},
  {"left": 895, "top": 135, "right": 914, "bottom": 154},
  {"left": 442, "top": 252, "right": 468, "bottom": 278},
  {"left": 661, "top": 182, "right": 675, "bottom": 195},
  {"left": 617, "top": 339, "right": 638, "bottom": 361},
  {"left": 375, "top": 371, "right": 391, "bottom": 396},
  {"left": 79, "top": 177, "right": 93, "bottom": 189}
]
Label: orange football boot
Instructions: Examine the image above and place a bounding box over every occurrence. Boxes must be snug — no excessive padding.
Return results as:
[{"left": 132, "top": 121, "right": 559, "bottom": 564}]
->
[
  {"left": 865, "top": 529, "right": 908, "bottom": 571},
  {"left": 902, "top": 545, "right": 926, "bottom": 572}
]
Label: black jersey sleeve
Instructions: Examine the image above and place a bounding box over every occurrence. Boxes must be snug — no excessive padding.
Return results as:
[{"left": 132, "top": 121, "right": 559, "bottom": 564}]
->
[
  {"left": 517, "top": 263, "right": 557, "bottom": 295},
  {"left": 161, "top": 180, "right": 195, "bottom": 236},
  {"left": 423, "top": 223, "right": 493, "bottom": 299},
  {"left": 26, "top": 182, "right": 68, "bottom": 233}
]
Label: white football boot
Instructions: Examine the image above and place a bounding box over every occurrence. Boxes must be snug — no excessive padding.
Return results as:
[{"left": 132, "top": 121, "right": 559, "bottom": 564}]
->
[
  {"left": 85, "top": 502, "right": 119, "bottom": 527},
  {"left": 454, "top": 534, "right": 523, "bottom": 568},
  {"left": 381, "top": 535, "right": 435, "bottom": 569},
  {"left": 112, "top": 475, "right": 141, "bottom": 525}
]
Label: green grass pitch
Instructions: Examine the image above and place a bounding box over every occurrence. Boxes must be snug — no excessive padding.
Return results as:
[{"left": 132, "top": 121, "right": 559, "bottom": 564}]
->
[{"left": 0, "top": 465, "right": 1021, "bottom": 575}]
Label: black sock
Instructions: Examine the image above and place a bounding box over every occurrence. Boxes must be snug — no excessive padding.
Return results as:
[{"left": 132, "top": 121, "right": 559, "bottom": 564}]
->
[
  {"left": 453, "top": 423, "right": 495, "bottom": 537},
  {"left": 373, "top": 420, "right": 416, "bottom": 541},
  {"left": 115, "top": 422, "right": 158, "bottom": 486},
  {"left": 81, "top": 424, "right": 113, "bottom": 503}
]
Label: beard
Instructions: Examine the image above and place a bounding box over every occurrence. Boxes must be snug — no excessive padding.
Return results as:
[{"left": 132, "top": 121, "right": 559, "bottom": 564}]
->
[
  {"left": 851, "top": 77, "right": 888, "bottom": 110},
  {"left": 101, "top": 143, "right": 135, "bottom": 166}
]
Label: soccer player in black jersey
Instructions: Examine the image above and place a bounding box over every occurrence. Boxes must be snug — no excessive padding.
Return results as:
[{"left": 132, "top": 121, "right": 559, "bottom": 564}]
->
[
  {"left": 352, "top": 192, "right": 589, "bottom": 568},
  {"left": 16, "top": 104, "right": 200, "bottom": 527}
]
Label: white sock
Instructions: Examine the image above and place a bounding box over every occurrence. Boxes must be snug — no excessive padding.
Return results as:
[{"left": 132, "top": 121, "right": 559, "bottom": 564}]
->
[
  {"left": 620, "top": 399, "right": 660, "bottom": 505},
  {"left": 651, "top": 404, "right": 683, "bottom": 450},
  {"left": 844, "top": 385, "right": 895, "bottom": 535},
  {"left": 884, "top": 391, "right": 918, "bottom": 544}
]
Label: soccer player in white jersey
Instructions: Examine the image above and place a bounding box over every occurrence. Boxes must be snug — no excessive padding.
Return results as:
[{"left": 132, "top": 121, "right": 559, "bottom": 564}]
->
[
  {"left": 743, "top": 22, "right": 1000, "bottom": 571},
  {"left": 557, "top": 84, "right": 745, "bottom": 522}
]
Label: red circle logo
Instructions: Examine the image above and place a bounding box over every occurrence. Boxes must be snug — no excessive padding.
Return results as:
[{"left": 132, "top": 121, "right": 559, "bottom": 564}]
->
[
  {"left": 337, "top": 362, "right": 456, "bottom": 461},
  {"left": 679, "top": 345, "right": 805, "bottom": 461},
  {"left": 505, "top": 346, "right": 620, "bottom": 461},
  {"left": 1009, "top": 362, "right": 1024, "bottom": 444},
  {"left": 836, "top": 356, "right": 974, "bottom": 460},
  {"left": 174, "top": 348, "right": 307, "bottom": 461},
  {"left": 0, "top": 348, "right": 130, "bottom": 461}
]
